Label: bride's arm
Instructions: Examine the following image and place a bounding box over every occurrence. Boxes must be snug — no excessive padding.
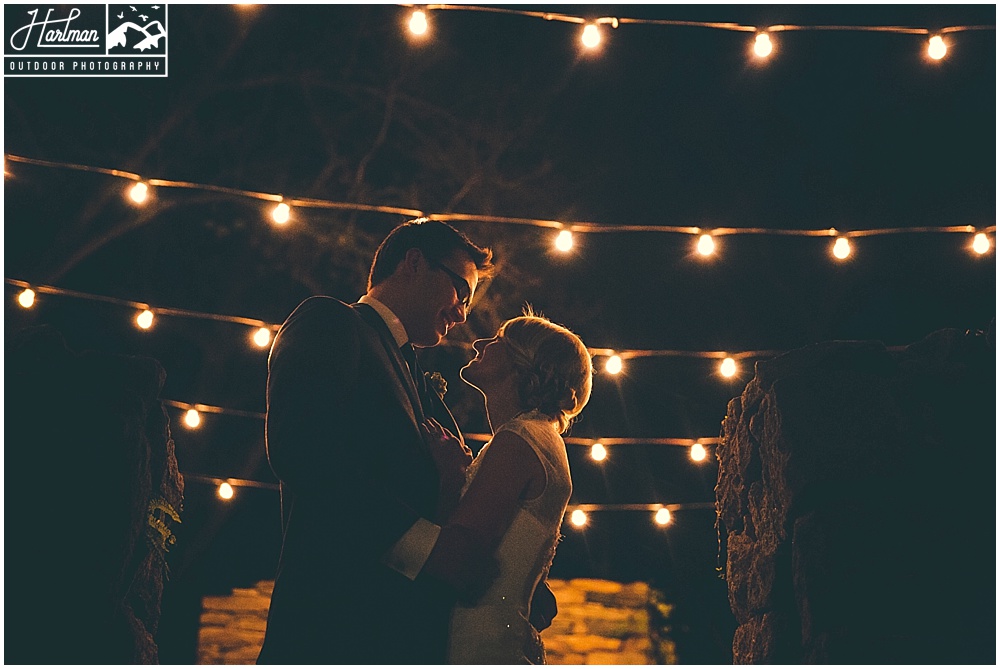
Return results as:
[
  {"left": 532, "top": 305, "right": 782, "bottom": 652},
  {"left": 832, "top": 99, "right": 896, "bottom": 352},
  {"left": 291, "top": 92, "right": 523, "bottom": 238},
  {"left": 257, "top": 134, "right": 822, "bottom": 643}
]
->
[{"left": 421, "top": 430, "right": 544, "bottom": 599}]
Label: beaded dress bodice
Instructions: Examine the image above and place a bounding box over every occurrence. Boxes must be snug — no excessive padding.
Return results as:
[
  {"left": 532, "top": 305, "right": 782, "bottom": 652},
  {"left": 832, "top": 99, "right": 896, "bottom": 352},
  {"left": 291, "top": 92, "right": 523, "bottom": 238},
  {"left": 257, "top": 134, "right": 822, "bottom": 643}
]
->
[{"left": 447, "top": 411, "right": 572, "bottom": 664}]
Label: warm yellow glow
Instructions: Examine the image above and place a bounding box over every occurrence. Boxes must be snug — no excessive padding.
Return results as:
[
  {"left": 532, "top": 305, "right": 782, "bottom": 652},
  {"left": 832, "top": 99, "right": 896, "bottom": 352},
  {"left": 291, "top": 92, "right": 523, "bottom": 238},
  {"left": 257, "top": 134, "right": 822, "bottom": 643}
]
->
[
  {"left": 136, "top": 309, "right": 155, "bottom": 330},
  {"left": 697, "top": 234, "right": 716, "bottom": 256},
  {"left": 654, "top": 507, "right": 672, "bottom": 525},
  {"left": 832, "top": 237, "right": 851, "bottom": 260},
  {"left": 720, "top": 357, "right": 737, "bottom": 378},
  {"left": 253, "top": 327, "right": 272, "bottom": 348},
  {"left": 128, "top": 181, "right": 149, "bottom": 204},
  {"left": 272, "top": 202, "right": 291, "bottom": 225},
  {"left": 581, "top": 24, "right": 601, "bottom": 49},
  {"left": 555, "top": 229, "right": 574, "bottom": 252},
  {"left": 972, "top": 233, "right": 991, "bottom": 255},
  {"left": 409, "top": 9, "right": 428, "bottom": 35},
  {"left": 590, "top": 442, "right": 607, "bottom": 461},
  {"left": 184, "top": 409, "right": 202, "bottom": 429},
  {"left": 17, "top": 288, "right": 36, "bottom": 308},
  {"left": 605, "top": 354, "right": 623, "bottom": 375},
  {"left": 570, "top": 509, "right": 588, "bottom": 527},
  {"left": 218, "top": 482, "right": 235, "bottom": 500},
  {"left": 753, "top": 33, "right": 773, "bottom": 58},
  {"left": 690, "top": 443, "right": 707, "bottom": 461},
  {"left": 927, "top": 35, "right": 947, "bottom": 60}
]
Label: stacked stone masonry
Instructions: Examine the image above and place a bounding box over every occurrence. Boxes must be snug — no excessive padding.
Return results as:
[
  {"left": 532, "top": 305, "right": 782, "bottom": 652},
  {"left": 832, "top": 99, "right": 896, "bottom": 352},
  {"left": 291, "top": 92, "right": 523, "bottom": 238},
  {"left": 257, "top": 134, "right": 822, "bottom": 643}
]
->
[
  {"left": 716, "top": 329, "right": 994, "bottom": 664},
  {"left": 198, "top": 578, "right": 671, "bottom": 664}
]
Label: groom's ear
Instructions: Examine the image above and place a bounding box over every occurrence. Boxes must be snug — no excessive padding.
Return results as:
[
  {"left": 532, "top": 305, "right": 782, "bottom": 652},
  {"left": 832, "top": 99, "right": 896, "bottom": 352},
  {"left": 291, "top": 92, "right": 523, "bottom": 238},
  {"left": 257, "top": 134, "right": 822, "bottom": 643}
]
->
[{"left": 401, "top": 247, "right": 424, "bottom": 275}]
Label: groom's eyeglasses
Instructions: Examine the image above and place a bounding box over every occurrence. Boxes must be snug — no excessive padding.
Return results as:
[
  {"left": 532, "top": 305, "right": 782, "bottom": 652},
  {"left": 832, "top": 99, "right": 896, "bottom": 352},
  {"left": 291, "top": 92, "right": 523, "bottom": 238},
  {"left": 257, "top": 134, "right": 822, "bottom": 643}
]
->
[{"left": 428, "top": 259, "right": 474, "bottom": 313}]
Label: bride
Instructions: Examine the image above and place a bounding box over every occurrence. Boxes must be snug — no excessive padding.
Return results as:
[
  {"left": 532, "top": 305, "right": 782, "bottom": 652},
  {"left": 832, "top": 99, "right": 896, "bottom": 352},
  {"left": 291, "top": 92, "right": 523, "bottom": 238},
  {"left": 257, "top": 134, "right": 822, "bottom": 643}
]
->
[{"left": 421, "top": 313, "right": 593, "bottom": 664}]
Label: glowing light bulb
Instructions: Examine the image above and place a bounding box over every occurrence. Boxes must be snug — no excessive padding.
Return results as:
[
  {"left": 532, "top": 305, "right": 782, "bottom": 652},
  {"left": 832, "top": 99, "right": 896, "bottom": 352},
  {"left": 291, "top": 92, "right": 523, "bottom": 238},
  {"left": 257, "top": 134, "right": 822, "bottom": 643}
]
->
[
  {"left": 697, "top": 234, "right": 716, "bottom": 256},
  {"left": 720, "top": 357, "right": 737, "bottom": 378},
  {"left": 690, "top": 443, "right": 707, "bottom": 462},
  {"left": 927, "top": 35, "right": 947, "bottom": 60},
  {"left": 218, "top": 482, "right": 235, "bottom": 500},
  {"left": 753, "top": 33, "right": 773, "bottom": 58},
  {"left": 972, "top": 233, "right": 991, "bottom": 255},
  {"left": 654, "top": 508, "right": 672, "bottom": 525},
  {"left": 253, "top": 327, "right": 272, "bottom": 348},
  {"left": 272, "top": 202, "right": 291, "bottom": 225},
  {"left": 17, "top": 288, "right": 35, "bottom": 308},
  {"left": 136, "top": 309, "right": 155, "bottom": 330},
  {"left": 128, "top": 181, "right": 149, "bottom": 204},
  {"left": 605, "top": 354, "right": 623, "bottom": 375},
  {"left": 409, "top": 9, "right": 428, "bottom": 35},
  {"left": 555, "top": 229, "right": 574, "bottom": 252},
  {"left": 581, "top": 24, "right": 601, "bottom": 49},
  {"left": 832, "top": 237, "right": 851, "bottom": 260},
  {"left": 570, "top": 509, "right": 588, "bottom": 527},
  {"left": 590, "top": 442, "right": 607, "bottom": 461},
  {"left": 184, "top": 409, "right": 202, "bottom": 429}
]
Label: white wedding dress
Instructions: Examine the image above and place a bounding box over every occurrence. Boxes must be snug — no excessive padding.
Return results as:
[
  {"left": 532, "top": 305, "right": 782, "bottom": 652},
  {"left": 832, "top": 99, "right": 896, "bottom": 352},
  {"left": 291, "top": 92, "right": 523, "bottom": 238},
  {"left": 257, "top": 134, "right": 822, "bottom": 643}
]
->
[{"left": 447, "top": 410, "right": 573, "bottom": 664}]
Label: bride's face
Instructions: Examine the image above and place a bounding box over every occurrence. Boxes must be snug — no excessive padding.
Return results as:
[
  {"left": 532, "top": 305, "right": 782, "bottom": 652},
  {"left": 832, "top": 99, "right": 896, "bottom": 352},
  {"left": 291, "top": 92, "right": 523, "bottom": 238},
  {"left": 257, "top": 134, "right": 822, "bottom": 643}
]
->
[{"left": 460, "top": 335, "right": 516, "bottom": 392}]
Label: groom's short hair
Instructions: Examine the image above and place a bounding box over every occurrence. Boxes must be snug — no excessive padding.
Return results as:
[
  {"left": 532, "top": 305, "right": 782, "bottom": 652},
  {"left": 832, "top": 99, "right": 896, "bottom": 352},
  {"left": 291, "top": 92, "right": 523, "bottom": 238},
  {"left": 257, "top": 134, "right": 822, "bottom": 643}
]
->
[{"left": 368, "top": 218, "right": 494, "bottom": 290}]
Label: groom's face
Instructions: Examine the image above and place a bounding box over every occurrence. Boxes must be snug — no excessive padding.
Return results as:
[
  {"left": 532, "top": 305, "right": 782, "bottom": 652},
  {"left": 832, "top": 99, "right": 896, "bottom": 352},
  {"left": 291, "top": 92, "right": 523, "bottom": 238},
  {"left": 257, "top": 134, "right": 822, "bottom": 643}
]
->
[{"left": 409, "top": 250, "right": 479, "bottom": 348}]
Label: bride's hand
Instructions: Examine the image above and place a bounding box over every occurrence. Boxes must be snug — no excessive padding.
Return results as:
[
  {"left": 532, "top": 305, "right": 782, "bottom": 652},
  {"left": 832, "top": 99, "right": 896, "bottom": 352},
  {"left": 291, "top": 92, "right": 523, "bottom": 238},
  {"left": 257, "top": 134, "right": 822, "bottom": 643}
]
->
[{"left": 421, "top": 418, "right": 473, "bottom": 480}]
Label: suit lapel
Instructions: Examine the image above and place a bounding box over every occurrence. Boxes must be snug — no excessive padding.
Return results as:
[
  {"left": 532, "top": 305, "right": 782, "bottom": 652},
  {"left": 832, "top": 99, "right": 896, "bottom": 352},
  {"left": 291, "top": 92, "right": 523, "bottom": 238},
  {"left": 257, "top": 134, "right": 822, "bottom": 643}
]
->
[{"left": 353, "top": 303, "right": 426, "bottom": 425}]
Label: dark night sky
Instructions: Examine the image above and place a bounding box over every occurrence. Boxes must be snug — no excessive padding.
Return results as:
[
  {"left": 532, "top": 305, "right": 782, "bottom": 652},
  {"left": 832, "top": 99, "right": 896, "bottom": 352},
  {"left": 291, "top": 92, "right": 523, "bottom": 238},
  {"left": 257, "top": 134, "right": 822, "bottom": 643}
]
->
[{"left": 4, "top": 4, "right": 995, "bottom": 662}]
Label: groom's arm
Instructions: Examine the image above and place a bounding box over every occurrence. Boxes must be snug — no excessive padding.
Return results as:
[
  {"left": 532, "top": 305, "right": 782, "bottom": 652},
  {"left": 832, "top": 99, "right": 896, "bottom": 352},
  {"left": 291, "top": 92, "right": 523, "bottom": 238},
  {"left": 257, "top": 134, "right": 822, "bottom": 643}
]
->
[{"left": 267, "top": 298, "right": 425, "bottom": 555}]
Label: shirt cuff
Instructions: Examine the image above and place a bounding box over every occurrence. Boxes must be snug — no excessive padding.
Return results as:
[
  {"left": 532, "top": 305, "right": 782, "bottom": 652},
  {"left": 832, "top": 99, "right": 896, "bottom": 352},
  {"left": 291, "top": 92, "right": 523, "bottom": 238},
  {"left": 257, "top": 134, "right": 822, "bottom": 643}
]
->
[{"left": 382, "top": 518, "right": 441, "bottom": 581}]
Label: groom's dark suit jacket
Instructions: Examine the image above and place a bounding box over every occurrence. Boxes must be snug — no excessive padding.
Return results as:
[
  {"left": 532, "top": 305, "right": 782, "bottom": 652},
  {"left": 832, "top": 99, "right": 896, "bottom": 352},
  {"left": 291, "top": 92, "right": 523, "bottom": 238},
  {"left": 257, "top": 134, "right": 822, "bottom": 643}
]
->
[{"left": 257, "top": 296, "right": 461, "bottom": 664}]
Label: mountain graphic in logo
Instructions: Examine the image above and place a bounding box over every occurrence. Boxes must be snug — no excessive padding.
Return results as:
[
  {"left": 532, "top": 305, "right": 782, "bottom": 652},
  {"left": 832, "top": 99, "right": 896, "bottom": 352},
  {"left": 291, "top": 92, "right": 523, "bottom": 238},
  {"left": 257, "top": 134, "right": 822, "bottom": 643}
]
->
[
  {"left": 106, "top": 4, "right": 166, "bottom": 54},
  {"left": 108, "top": 21, "right": 165, "bottom": 51}
]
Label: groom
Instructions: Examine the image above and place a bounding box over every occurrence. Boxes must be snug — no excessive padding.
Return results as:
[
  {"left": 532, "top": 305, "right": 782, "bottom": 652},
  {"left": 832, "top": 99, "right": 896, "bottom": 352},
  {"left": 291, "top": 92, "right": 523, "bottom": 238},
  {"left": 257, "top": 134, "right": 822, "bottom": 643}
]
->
[{"left": 258, "top": 219, "right": 511, "bottom": 664}]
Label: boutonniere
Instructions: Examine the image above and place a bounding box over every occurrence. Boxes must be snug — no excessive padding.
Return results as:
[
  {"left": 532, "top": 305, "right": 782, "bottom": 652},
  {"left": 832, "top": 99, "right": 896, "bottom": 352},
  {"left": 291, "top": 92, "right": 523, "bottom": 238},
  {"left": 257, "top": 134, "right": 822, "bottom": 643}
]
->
[{"left": 425, "top": 371, "right": 447, "bottom": 400}]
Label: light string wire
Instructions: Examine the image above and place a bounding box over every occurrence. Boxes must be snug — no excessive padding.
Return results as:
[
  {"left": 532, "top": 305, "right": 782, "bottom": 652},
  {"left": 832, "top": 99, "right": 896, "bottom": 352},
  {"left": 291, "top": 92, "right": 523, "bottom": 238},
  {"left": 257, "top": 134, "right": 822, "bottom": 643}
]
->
[
  {"left": 4, "top": 278, "right": 793, "bottom": 361},
  {"left": 160, "top": 399, "right": 721, "bottom": 446},
  {"left": 409, "top": 4, "right": 994, "bottom": 36},
  {"left": 179, "top": 471, "right": 716, "bottom": 516},
  {"left": 6, "top": 154, "right": 995, "bottom": 239}
]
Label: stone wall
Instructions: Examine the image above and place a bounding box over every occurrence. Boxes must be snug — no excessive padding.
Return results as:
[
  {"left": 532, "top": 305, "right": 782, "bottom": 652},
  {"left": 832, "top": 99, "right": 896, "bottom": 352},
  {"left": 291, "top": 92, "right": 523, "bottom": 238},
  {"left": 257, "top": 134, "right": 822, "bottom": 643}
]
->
[
  {"left": 198, "top": 578, "right": 672, "bottom": 664},
  {"left": 716, "top": 328, "right": 994, "bottom": 664}
]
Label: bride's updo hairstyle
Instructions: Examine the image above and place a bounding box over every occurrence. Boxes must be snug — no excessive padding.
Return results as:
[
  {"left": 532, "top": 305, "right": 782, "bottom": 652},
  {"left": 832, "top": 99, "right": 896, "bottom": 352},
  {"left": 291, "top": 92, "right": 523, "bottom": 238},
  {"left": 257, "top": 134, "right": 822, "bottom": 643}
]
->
[{"left": 497, "top": 312, "right": 593, "bottom": 434}]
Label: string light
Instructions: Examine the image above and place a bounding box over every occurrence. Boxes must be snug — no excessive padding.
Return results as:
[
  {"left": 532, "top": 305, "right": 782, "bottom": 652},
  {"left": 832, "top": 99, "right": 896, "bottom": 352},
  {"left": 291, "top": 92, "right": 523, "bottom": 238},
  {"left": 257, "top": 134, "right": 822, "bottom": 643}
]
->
[
  {"left": 135, "top": 309, "right": 155, "bottom": 330},
  {"left": 128, "top": 181, "right": 149, "bottom": 204},
  {"left": 554, "top": 229, "right": 574, "bottom": 252},
  {"left": 753, "top": 32, "right": 773, "bottom": 58},
  {"left": 6, "top": 155, "right": 995, "bottom": 244},
  {"left": 271, "top": 202, "right": 291, "bottom": 225},
  {"left": 17, "top": 288, "right": 35, "bottom": 308},
  {"left": 927, "top": 35, "right": 947, "bottom": 60},
  {"left": 184, "top": 409, "right": 202, "bottom": 429},
  {"left": 252, "top": 327, "right": 272, "bottom": 348},
  {"left": 832, "top": 236, "right": 852, "bottom": 260},
  {"left": 185, "top": 474, "right": 720, "bottom": 519},
  {"left": 690, "top": 443, "right": 707, "bottom": 462},
  {"left": 4, "top": 279, "right": 915, "bottom": 383},
  {"left": 696, "top": 234, "right": 716, "bottom": 256},
  {"left": 720, "top": 357, "right": 737, "bottom": 378},
  {"left": 590, "top": 442, "right": 608, "bottom": 461},
  {"left": 409, "top": 9, "right": 429, "bottom": 36},
  {"left": 972, "top": 233, "right": 991, "bottom": 255},
  {"left": 604, "top": 354, "right": 623, "bottom": 375},
  {"left": 581, "top": 23, "right": 602, "bottom": 49}
]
